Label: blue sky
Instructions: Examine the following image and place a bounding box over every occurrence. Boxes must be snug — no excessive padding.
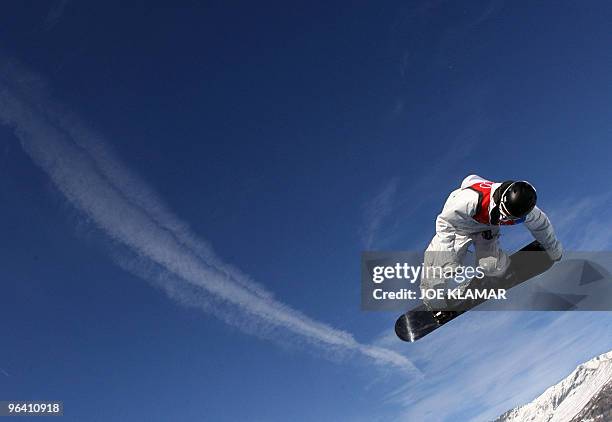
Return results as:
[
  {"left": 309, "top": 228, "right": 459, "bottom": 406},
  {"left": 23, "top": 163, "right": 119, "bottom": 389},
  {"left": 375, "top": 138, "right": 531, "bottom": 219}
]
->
[{"left": 1, "top": 1, "right": 612, "bottom": 421}]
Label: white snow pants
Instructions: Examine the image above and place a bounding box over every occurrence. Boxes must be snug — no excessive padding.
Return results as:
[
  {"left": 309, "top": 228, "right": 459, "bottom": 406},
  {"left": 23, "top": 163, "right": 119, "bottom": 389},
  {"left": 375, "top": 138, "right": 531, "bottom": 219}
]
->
[{"left": 421, "top": 229, "right": 510, "bottom": 308}]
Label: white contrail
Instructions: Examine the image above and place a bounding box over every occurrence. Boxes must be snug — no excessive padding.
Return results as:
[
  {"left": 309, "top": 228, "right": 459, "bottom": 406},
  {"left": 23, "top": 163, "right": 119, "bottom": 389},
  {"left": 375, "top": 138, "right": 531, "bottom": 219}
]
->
[{"left": 0, "top": 59, "right": 417, "bottom": 374}]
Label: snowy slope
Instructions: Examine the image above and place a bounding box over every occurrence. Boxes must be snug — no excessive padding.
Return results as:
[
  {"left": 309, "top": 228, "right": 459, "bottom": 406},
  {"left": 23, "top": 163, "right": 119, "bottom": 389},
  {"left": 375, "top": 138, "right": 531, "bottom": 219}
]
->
[{"left": 494, "top": 351, "right": 612, "bottom": 422}]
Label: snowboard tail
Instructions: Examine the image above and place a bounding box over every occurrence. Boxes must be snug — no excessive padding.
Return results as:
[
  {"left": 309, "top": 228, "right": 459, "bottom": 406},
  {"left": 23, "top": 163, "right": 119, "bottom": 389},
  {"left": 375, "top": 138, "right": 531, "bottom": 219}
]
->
[{"left": 394, "top": 240, "right": 553, "bottom": 342}]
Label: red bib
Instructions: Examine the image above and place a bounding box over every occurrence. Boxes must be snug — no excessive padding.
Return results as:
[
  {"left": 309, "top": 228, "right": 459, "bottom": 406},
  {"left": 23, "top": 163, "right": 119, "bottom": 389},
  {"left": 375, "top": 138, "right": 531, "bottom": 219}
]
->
[{"left": 465, "top": 181, "right": 517, "bottom": 226}]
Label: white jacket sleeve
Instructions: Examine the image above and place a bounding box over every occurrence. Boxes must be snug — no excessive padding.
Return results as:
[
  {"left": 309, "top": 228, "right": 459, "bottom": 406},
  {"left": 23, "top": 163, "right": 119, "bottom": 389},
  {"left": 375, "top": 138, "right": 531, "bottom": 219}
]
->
[
  {"left": 435, "top": 189, "right": 478, "bottom": 252},
  {"left": 524, "top": 206, "right": 563, "bottom": 260}
]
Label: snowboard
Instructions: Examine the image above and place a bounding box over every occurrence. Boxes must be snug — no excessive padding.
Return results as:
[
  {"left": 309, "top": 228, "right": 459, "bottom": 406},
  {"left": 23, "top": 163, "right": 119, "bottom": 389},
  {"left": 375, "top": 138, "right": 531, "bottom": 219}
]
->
[{"left": 394, "top": 240, "right": 554, "bottom": 342}]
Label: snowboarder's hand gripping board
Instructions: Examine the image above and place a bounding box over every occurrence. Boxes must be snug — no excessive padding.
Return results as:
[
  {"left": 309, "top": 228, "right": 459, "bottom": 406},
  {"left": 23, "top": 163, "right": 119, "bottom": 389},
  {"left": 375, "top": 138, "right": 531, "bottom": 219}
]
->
[{"left": 394, "top": 240, "right": 554, "bottom": 342}]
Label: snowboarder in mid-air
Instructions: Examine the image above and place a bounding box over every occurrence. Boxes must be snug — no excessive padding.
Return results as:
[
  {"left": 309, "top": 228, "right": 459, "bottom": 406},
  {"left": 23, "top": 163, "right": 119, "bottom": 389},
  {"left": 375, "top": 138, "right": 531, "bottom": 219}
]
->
[{"left": 421, "top": 174, "right": 563, "bottom": 321}]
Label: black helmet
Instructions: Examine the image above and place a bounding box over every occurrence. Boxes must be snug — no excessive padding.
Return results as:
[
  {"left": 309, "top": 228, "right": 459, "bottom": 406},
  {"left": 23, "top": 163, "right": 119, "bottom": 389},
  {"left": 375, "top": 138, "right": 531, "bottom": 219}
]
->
[{"left": 499, "top": 181, "right": 537, "bottom": 219}]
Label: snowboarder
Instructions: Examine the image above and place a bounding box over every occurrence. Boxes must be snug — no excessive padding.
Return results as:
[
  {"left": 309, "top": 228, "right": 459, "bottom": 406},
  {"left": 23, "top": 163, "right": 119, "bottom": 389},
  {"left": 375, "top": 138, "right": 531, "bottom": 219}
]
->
[{"left": 421, "top": 174, "right": 563, "bottom": 315}]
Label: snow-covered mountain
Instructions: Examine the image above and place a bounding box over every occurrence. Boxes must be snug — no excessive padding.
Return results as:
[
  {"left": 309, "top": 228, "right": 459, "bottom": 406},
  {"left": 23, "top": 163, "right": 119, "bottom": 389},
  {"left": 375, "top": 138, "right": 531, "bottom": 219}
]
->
[{"left": 494, "top": 351, "right": 612, "bottom": 422}]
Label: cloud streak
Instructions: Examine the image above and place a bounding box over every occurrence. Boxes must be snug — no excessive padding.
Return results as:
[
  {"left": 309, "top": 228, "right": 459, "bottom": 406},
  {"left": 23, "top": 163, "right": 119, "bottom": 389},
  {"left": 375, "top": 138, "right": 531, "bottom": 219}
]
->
[
  {"left": 44, "top": 0, "right": 69, "bottom": 30},
  {"left": 0, "top": 58, "right": 417, "bottom": 374},
  {"left": 361, "top": 178, "right": 399, "bottom": 248}
]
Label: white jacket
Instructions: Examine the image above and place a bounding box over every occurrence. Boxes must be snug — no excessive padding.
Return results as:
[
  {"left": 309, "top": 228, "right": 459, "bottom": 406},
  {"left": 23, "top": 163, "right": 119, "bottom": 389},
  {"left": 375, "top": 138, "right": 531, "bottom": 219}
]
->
[{"left": 434, "top": 175, "right": 563, "bottom": 260}]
